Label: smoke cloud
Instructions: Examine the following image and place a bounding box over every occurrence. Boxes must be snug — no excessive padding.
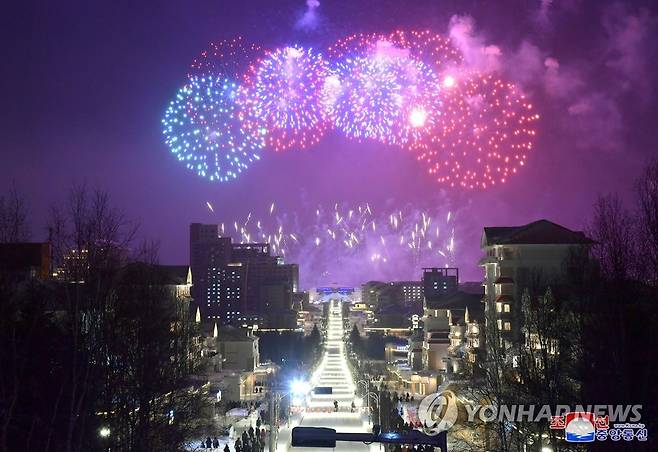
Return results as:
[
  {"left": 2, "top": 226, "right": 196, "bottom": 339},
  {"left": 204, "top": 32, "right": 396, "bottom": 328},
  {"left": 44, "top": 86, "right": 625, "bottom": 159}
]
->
[
  {"left": 446, "top": 4, "right": 657, "bottom": 155},
  {"left": 448, "top": 14, "right": 502, "bottom": 73},
  {"left": 295, "top": 0, "right": 321, "bottom": 31}
]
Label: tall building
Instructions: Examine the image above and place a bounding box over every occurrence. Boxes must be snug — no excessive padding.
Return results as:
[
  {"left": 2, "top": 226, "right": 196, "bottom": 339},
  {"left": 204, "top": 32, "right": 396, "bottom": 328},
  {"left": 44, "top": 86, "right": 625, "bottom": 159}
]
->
[
  {"left": 420, "top": 268, "right": 460, "bottom": 372},
  {"left": 480, "top": 219, "right": 593, "bottom": 347},
  {"left": 360, "top": 280, "right": 423, "bottom": 309},
  {"left": 422, "top": 268, "right": 459, "bottom": 308},
  {"left": 190, "top": 223, "right": 300, "bottom": 325},
  {"left": 0, "top": 243, "right": 51, "bottom": 281},
  {"left": 190, "top": 223, "right": 233, "bottom": 321},
  {"left": 361, "top": 281, "right": 387, "bottom": 306}
]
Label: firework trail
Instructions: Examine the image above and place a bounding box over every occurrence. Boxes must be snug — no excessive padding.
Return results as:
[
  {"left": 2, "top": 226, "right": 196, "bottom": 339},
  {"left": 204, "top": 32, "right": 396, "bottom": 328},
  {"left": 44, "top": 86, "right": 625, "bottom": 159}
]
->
[{"left": 210, "top": 201, "right": 457, "bottom": 286}]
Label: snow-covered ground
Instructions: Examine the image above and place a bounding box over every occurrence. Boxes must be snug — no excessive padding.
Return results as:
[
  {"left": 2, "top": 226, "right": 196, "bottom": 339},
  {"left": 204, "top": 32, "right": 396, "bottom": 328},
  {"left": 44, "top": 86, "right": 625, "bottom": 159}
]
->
[{"left": 276, "top": 299, "right": 378, "bottom": 452}]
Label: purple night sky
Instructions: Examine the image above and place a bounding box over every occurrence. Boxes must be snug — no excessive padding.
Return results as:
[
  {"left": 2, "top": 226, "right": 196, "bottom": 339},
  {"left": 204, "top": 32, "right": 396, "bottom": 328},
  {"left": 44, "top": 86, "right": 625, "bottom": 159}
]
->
[{"left": 3, "top": 0, "right": 657, "bottom": 289}]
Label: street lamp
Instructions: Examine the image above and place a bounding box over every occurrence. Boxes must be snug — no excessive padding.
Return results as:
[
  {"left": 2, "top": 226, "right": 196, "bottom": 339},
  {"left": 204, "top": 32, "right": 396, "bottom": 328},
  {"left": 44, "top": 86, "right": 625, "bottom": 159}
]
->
[
  {"left": 290, "top": 379, "right": 311, "bottom": 396},
  {"left": 269, "top": 379, "right": 311, "bottom": 452},
  {"left": 365, "top": 392, "right": 381, "bottom": 426},
  {"left": 99, "top": 427, "right": 111, "bottom": 438}
]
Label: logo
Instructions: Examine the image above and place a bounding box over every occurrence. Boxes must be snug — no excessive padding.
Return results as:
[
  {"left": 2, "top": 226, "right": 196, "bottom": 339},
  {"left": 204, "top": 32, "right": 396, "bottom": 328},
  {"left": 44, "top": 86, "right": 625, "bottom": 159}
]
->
[
  {"left": 563, "top": 412, "right": 595, "bottom": 442},
  {"left": 550, "top": 411, "right": 648, "bottom": 443},
  {"left": 418, "top": 390, "right": 459, "bottom": 436}
]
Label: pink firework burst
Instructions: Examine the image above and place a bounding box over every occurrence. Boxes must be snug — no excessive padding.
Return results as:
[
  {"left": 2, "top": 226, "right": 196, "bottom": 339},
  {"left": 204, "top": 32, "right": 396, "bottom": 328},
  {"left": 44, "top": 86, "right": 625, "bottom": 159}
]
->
[
  {"left": 416, "top": 73, "right": 539, "bottom": 189},
  {"left": 189, "top": 37, "right": 263, "bottom": 79},
  {"left": 241, "top": 46, "right": 331, "bottom": 151}
]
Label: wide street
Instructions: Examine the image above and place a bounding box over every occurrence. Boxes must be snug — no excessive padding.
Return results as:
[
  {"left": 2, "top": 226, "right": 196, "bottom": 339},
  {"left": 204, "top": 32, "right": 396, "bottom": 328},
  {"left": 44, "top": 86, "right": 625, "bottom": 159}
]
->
[{"left": 277, "top": 299, "right": 377, "bottom": 452}]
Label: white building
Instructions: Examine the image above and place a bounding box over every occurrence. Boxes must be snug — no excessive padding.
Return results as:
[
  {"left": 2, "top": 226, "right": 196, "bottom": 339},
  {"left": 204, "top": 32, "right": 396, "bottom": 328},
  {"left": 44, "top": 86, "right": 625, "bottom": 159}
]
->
[{"left": 480, "top": 219, "right": 593, "bottom": 349}]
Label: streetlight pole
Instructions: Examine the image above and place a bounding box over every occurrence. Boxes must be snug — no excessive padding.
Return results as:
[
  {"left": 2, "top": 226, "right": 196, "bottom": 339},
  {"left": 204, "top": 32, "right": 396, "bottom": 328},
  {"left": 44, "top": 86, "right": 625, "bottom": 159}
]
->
[
  {"left": 365, "top": 392, "right": 380, "bottom": 426},
  {"left": 268, "top": 390, "right": 278, "bottom": 452}
]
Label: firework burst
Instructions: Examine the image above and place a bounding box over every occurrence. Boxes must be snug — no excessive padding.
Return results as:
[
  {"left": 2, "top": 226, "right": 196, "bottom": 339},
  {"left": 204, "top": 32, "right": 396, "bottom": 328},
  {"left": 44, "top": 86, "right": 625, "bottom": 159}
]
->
[
  {"left": 323, "top": 55, "right": 441, "bottom": 146},
  {"left": 161, "top": 75, "right": 264, "bottom": 182},
  {"left": 327, "top": 32, "right": 385, "bottom": 59},
  {"left": 384, "top": 29, "right": 463, "bottom": 73},
  {"left": 241, "top": 46, "right": 331, "bottom": 151},
  {"left": 165, "top": 32, "right": 539, "bottom": 189},
  {"left": 416, "top": 73, "right": 539, "bottom": 189},
  {"left": 189, "top": 37, "right": 262, "bottom": 79}
]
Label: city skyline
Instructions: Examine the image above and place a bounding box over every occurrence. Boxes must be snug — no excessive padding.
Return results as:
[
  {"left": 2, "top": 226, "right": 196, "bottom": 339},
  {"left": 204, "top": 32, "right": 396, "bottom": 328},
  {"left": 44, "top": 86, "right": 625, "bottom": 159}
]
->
[{"left": 3, "top": 1, "right": 658, "bottom": 451}]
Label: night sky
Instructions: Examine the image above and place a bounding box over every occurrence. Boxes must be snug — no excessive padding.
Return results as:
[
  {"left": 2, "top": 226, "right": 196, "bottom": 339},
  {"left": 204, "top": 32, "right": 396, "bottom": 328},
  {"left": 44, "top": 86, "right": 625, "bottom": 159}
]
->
[{"left": 3, "top": 0, "right": 658, "bottom": 288}]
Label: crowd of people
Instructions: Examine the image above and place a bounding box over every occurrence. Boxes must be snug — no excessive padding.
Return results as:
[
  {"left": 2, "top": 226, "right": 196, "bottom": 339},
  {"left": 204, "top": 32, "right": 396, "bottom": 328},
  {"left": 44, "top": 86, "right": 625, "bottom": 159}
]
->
[{"left": 198, "top": 425, "right": 267, "bottom": 452}]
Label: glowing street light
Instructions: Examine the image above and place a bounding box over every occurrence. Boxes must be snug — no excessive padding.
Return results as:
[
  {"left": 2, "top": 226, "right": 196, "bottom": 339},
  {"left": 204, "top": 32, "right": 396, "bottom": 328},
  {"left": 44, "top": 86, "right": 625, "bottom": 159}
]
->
[
  {"left": 99, "top": 427, "right": 111, "bottom": 438},
  {"left": 290, "top": 379, "right": 311, "bottom": 396}
]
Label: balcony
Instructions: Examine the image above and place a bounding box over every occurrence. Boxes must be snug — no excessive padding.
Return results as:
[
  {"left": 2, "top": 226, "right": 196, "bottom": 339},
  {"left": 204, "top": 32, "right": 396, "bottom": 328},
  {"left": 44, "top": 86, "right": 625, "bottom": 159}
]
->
[
  {"left": 478, "top": 255, "right": 498, "bottom": 266},
  {"left": 495, "top": 294, "right": 513, "bottom": 303}
]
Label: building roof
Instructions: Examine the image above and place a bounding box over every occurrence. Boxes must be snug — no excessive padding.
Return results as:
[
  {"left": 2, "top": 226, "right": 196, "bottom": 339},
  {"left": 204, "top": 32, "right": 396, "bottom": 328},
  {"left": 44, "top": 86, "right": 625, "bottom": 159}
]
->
[
  {"left": 121, "top": 263, "right": 190, "bottom": 285},
  {"left": 439, "top": 291, "right": 485, "bottom": 323},
  {"left": 482, "top": 220, "right": 593, "bottom": 247},
  {"left": 156, "top": 265, "right": 190, "bottom": 285},
  {"left": 0, "top": 242, "right": 50, "bottom": 272},
  {"left": 217, "top": 326, "right": 258, "bottom": 342},
  {"left": 495, "top": 294, "right": 514, "bottom": 302},
  {"left": 429, "top": 290, "right": 482, "bottom": 311}
]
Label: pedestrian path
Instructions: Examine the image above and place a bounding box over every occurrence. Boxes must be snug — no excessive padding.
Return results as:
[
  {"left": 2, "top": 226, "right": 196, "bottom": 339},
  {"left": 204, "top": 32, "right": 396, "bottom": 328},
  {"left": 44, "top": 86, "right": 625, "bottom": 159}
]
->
[{"left": 276, "top": 299, "right": 377, "bottom": 452}]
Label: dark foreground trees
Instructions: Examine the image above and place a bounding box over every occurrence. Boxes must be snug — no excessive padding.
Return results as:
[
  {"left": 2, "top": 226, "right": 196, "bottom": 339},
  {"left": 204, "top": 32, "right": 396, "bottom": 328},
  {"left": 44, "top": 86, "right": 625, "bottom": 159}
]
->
[
  {"left": 0, "top": 186, "right": 209, "bottom": 452},
  {"left": 462, "top": 160, "right": 658, "bottom": 452}
]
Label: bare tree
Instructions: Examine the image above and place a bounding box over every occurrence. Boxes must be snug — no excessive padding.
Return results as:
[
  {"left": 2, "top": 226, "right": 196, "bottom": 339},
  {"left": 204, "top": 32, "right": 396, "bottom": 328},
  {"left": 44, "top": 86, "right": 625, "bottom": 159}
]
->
[
  {"left": 463, "top": 305, "right": 516, "bottom": 452},
  {"left": 47, "top": 184, "right": 139, "bottom": 452},
  {"left": 49, "top": 183, "right": 138, "bottom": 280},
  {"left": 519, "top": 288, "right": 581, "bottom": 452},
  {"left": 0, "top": 186, "right": 30, "bottom": 243},
  {"left": 636, "top": 159, "right": 658, "bottom": 284},
  {"left": 588, "top": 194, "right": 637, "bottom": 281}
]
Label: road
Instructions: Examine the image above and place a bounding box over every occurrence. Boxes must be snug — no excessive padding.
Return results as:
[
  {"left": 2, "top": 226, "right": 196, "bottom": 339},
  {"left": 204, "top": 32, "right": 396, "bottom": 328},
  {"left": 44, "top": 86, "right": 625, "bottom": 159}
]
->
[{"left": 277, "top": 299, "right": 378, "bottom": 452}]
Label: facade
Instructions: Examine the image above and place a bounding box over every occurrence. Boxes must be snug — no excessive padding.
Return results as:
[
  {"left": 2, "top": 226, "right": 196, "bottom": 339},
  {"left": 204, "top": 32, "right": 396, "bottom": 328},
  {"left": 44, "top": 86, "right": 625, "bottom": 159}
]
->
[
  {"left": 399, "top": 281, "right": 424, "bottom": 306},
  {"left": 422, "top": 268, "right": 459, "bottom": 308},
  {"left": 361, "top": 281, "right": 386, "bottom": 306},
  {"left": 438, "top": 292, "right": 485, "bottom": 376},
  {"left": 420, "top": 268, "right": 460, "bottom": 372},
  {"left": 480, "top": 219, "right": 593, "bottom": 349},
  {"left": 216, "top": 326, "right": 260, "bottom": 371},
  {"left": 407, "top": 328, "right": 424, "bottom": 371},
  {"left": 360, "top": 280, "right": 424, "bottom": 309},
  {"left": 200, "top": 325, "right": 277, "bottom": 402},
  {"left": 190, "top": 223, "right": 301, "bottom": 325},
  {"left": 0, "top": 242, "right": 51, "bottom": 280}
]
